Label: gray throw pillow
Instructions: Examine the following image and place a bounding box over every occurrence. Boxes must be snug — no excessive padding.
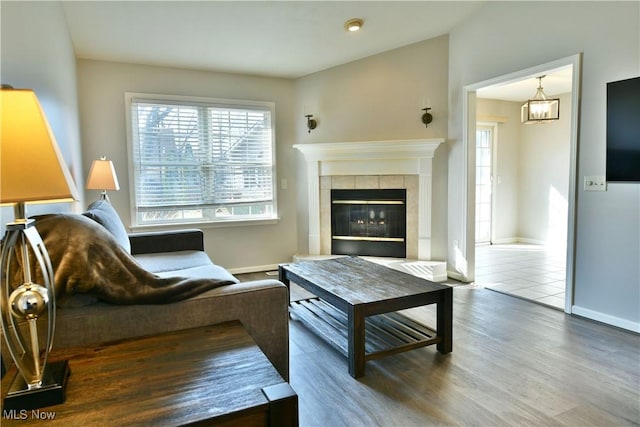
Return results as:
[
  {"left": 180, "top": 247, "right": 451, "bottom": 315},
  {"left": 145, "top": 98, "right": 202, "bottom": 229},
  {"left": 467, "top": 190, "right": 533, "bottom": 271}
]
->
[{"left": 83, "top": 199, "right": 131, "bottom": 254}]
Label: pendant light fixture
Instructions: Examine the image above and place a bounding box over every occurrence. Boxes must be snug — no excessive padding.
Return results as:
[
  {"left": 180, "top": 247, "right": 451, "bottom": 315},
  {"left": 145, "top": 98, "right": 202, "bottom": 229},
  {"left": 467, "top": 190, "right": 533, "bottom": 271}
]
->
[{"left": 521, "top": 75, "right": 560, "bottom": 124}]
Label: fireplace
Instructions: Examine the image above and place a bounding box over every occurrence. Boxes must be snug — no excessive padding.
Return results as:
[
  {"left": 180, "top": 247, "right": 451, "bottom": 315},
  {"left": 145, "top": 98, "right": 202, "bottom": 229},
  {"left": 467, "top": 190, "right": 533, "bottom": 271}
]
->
[
  {"left": 294, "top": 139, "right": 444, "bottom": 260},
  {"left": 331, "top": 189, "right": 406, "bottom": 258},
  {"left": 293, "top": 139, "right": 448, "bottom": 282}
]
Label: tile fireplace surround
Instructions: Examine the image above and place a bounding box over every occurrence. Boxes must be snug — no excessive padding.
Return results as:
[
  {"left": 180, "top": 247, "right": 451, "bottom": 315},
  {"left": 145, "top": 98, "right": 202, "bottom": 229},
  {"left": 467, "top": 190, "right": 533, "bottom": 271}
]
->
[{"left": 294, "top": 139, "right": 444, "bottom": 265}]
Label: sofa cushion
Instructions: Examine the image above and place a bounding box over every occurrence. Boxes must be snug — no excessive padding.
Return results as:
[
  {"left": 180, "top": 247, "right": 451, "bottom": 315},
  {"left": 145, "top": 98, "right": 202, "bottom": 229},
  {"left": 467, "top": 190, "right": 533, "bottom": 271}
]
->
[
  {"left": 134, "top": 250, "right": 240, "bottom": 283},
  {"left": 83, "top": 199, "right": 131, "bottom": 253}
]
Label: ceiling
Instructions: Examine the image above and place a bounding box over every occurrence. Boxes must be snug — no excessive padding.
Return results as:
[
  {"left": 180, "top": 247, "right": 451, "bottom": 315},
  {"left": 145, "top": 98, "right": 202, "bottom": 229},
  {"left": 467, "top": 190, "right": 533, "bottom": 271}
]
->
[
  {"left": 60, "top": 1, "right": 572, "bottom": 100},
  {"left": 61, "top": 1, "right": 486, "bottom": 79},
  {"left": 476, "top": 67, "right": 574, "bottom": 102}
]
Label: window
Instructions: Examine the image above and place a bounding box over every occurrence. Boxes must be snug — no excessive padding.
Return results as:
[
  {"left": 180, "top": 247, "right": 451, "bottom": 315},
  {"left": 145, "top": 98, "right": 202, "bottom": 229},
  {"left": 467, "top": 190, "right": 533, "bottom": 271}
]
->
[
  {"left": 126, "top": 93, "right": 276, "bottom": 227},
  {"left": 475, "top": 124, "right": 495, "bottom": 244}
]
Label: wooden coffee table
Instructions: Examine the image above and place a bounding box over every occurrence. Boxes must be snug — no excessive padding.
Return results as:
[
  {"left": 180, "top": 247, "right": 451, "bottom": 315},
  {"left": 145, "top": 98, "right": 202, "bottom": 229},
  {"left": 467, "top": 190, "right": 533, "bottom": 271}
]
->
[{"left": 279, "top": 256, "right": 452, "bottom": 378}]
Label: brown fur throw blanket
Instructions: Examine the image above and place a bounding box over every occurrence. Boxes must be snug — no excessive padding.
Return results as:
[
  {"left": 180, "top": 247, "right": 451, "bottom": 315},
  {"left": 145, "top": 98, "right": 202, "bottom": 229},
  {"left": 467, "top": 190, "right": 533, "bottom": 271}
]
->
[{"left": 9, "top": 214, "right": 235, "bottom": 305}]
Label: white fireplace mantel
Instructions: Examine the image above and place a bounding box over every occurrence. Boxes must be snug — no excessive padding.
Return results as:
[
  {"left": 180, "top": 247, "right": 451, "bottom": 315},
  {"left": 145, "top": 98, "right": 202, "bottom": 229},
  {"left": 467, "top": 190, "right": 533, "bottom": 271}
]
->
[
  {"left": 294, "top": 139, "right": 444, "bottom": 259},
  {"left": 293, "top": 139, "right": 443, "bottom": 162}
]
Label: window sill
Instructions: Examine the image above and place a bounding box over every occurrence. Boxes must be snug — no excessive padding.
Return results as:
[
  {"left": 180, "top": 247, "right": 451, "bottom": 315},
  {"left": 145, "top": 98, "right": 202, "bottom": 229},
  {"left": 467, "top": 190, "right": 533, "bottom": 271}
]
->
[{"left": 129, "top": 217, "right": 279, "bottom": 233}]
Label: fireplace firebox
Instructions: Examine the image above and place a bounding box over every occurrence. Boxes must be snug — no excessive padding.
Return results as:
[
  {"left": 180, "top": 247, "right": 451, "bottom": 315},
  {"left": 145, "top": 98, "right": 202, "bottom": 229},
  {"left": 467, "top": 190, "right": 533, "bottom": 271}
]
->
[{"left": 331, "top": 189, "right": 406, "bottom": 258}]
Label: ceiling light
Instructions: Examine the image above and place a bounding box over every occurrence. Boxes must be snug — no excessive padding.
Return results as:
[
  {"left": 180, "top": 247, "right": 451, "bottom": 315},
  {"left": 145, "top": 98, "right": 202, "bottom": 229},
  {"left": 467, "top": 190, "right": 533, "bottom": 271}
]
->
[
  {"left": 521, "top": 75, "right": 560, "bottom": 124},
  {"left": 344, "top": 18, "right": 364, "bottom": 32}
]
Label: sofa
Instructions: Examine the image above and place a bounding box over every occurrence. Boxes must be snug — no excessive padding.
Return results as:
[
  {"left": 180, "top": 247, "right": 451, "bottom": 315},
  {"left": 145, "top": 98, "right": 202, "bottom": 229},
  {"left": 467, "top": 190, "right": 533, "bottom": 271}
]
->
[{"left": 2, "top": 200, "right": 290, "bottom": 381}]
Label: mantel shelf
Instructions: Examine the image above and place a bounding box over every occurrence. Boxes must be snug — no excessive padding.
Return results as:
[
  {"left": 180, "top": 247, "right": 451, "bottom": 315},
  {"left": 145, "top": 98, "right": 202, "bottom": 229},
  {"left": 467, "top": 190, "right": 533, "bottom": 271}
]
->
[{"left": 293, "top": 139, "right": 444, "bottom": 162}]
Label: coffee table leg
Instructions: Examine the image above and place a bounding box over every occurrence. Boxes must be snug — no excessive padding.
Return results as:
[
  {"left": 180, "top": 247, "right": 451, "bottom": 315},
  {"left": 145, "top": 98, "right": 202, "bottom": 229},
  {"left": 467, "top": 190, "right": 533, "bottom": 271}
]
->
[
  {"left": 436, "top": 287, "right": 453, "bottom": 354},
  {"left": 278, "top": 265, "right": 290, "bottom": 289},
  {"left": 347, "top": 306, "right": 366, "bottom": 378}
]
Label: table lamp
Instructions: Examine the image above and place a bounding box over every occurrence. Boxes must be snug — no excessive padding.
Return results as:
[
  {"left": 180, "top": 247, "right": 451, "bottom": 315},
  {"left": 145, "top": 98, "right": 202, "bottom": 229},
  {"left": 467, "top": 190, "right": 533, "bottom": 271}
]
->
[
  {"left": 1, "top": 86, "right": 79, "bottom": 410},
  {"left": 86, "top": 156, "right": 120, "bottom": 202}
]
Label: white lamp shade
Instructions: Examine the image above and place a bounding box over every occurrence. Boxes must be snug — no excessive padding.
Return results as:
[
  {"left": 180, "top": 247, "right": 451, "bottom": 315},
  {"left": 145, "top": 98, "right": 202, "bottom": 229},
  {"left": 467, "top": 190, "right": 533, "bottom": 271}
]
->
[
  {"left": 1, "top": 88, "right": 80, "bottom": 204},
  {"left": 86, "top": 159, "right": 120, "bottom": 191}
]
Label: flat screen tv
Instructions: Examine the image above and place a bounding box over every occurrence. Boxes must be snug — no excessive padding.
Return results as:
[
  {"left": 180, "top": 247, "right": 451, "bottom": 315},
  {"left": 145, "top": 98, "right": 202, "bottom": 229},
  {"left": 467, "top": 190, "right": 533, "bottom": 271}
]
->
[{"left": 606, "top": 76, "right": 640, "bottom": 182}]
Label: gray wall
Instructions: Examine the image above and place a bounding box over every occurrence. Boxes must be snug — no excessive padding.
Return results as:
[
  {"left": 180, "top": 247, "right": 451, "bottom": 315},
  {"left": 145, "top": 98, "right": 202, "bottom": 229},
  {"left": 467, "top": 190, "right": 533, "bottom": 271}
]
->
[
  {"left": 449, "top": 1, "right": 639, "bottom": 331},
  {"left": 0, "top": 1, "right": 84, "bottom": 232},
  {"left": 294, "top": 35, "right": 450, "bottom": 261},
  {"left": 76, "top": 60, "right": 298, "bottom": 271},
  {"left": 3, "top": 1, "right": 637, "bottom": 331}
]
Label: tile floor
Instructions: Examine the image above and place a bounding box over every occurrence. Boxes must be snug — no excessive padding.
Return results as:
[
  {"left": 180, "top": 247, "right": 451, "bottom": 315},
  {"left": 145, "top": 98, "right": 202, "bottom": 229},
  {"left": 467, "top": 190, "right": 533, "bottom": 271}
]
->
[{"left": 474, "top": 243, "right": 566, "bottom": 310}]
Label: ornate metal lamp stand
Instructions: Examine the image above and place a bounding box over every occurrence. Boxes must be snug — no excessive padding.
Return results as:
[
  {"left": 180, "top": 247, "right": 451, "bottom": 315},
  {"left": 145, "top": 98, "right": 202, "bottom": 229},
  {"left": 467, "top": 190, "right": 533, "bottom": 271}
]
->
[{"left": 1, "top": 204, "right": 70, "bottom": 410}]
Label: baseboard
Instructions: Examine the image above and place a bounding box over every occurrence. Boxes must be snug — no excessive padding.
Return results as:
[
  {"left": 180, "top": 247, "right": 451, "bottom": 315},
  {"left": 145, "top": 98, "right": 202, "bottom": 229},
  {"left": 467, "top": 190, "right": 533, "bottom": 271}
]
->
[
  {"left": 517, "top": 237, "right": 547, "bottom": 246},
  {"left": 571, "top": 305, "right": 640, "bottom": 333},
  {"left": 490, "top": 237, "right": 546, "bottom": 246},
  {"left": 447, "top": 269, "right": 470, "bottom": 283},
  {"left": 491, "top": 237, "right": 519, "bottom": 245},
  {"left": 227, "top": 263, "right": 280, "bottom": 275}
]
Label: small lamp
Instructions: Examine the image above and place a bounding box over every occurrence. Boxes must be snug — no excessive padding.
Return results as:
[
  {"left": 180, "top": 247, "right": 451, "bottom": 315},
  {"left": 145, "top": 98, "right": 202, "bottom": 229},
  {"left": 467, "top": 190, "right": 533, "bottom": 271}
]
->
[
  {"left": 86, "top": 156, "right": 120, "bottom": 202},
  {"left": 1, "top": 86, "right": 79, "bottom": 409}
]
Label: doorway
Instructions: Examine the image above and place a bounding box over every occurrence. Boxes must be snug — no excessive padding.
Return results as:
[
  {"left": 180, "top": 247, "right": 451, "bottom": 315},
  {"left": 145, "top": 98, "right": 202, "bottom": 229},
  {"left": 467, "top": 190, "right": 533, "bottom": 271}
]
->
[{"left": 463, "top": 54, "right": 582, "bottom": 314}]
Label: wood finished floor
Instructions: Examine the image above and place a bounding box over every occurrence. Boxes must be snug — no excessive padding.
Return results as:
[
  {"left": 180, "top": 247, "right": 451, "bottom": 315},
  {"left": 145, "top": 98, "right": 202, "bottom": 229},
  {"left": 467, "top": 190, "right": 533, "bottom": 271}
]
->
[{"left": 238, "top": 272, "right": 640, "bottom": 427}]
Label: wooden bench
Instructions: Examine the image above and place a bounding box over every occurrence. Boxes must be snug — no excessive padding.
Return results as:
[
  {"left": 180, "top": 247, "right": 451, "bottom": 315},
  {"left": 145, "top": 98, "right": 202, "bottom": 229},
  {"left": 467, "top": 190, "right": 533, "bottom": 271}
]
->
[{"left": 1, "top": 321, "right": 297, "bottom": 426}]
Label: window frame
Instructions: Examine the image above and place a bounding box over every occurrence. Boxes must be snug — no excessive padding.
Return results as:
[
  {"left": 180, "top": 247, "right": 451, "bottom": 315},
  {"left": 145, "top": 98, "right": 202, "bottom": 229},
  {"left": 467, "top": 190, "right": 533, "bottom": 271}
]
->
[{"left": 124, "top": 92, "right": 278, "bottom": 229}]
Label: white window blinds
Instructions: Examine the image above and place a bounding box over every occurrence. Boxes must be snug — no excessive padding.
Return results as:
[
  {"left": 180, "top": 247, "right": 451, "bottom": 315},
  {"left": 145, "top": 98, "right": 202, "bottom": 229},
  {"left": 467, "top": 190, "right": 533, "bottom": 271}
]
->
[{"left": 127, "top": 94, "right": 276, "bottom": 226}]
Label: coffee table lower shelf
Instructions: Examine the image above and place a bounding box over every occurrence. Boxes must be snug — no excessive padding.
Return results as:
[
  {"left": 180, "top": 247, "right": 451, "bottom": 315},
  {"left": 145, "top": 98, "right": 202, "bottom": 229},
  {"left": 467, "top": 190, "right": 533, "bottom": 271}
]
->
[{"left": 290, "top": 297, "right": 441, "bottom": 362}]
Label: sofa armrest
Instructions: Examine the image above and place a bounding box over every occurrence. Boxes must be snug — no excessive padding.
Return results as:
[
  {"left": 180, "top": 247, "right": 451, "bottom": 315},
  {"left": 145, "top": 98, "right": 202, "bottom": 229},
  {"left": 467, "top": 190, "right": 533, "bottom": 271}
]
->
[
  {"left": 51, "top": 280, "right": 290, "bottom": 381},
  {"left": 129, "top": 229, "right": 205, "bottom": 254}
]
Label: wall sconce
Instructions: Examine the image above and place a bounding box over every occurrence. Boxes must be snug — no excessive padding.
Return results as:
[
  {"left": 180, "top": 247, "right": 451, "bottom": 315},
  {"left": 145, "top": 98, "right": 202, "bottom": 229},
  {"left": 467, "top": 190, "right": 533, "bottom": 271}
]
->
[
  {"left": 421, "top": 107, "right": 433, "bottom": 128},
  {"left": 305, "top": 114, "right": 317, "bottom": 133}
]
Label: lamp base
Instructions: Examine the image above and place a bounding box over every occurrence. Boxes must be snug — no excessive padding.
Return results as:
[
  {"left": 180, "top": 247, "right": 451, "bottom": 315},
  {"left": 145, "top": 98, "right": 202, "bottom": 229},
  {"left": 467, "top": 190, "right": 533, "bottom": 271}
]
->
[{"left": 3, "top": 360, "right": 70, "bottom": 410}]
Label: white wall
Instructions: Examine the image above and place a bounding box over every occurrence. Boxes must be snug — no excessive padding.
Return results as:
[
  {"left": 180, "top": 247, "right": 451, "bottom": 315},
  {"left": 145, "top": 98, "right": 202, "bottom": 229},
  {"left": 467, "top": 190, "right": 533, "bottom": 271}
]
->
[
  {"left": 476, "top": 99, "right": 521, "bottom": 242},
  {"left": 518, "top": 92, "right": 572, "bottom": 249},
  {"left": 477, "top": 93, "right": 572, "bottom": 247},
  {"left": 0, "top": 1, "right": 83, "bottom": 232},
  {"left": 449, "top": 1, "right": 639, "bottom": 331},
  {"left": 294, "top": 35, "right": 450, "bottom": 260},
  {"left": 77, "top": 60, "right": 298, "bottom": 271}
]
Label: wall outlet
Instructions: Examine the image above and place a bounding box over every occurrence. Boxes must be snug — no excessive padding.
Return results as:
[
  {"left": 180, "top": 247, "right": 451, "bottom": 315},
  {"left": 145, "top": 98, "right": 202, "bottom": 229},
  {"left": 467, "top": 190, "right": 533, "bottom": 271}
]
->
[
  {"left": 281, "top": 178, "right": 288, "bottom": 190},
  {"left": 584, "top": 176, "right": 607, "bottom": 192}
]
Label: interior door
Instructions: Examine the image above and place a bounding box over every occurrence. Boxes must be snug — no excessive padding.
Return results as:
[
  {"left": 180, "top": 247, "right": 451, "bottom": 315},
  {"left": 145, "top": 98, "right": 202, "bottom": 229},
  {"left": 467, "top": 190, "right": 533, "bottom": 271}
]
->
[{"left": 475, "top": 126, "right": 493, "bottom": 244}]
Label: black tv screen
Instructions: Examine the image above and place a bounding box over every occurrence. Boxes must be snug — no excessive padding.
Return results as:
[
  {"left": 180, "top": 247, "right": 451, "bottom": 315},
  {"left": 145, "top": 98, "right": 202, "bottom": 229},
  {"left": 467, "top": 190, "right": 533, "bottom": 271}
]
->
[{"left": 606, "top": 76, "right": 640, "bottom": 182}]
